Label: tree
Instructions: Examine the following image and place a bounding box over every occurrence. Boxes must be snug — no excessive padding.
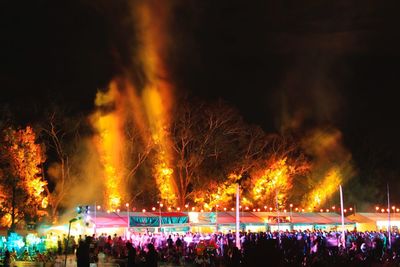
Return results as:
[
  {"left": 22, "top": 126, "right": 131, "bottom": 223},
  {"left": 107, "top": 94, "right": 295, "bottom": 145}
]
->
[
  {"left": 194, "top": 125, "right": 270, "bottom": 209},
  {"left": 170, "top": 100, "right": 246, "bottom": 207},
  {"left": 123, "top": 118, "right": 154, "bottom": 204},
  {"left": 40, "top": 111, "right": 83, "bottom": 221},
  {"left": 248, "top": 134, "right": 310, "bottom": 208},
  {"left": 0, "top": 126, "right": 47, "bottom": 231}
]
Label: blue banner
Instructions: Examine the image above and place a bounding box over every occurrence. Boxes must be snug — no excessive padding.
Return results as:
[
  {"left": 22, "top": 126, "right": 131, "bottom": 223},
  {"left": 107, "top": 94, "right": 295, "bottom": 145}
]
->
[{"left": 129, "top": 216, "right": 189, "bottom": 227}]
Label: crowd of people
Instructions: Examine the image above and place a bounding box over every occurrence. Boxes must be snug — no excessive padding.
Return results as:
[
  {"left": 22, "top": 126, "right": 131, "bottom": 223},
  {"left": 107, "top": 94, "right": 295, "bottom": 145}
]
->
[
  {"left": 61, "top": 229, "right": 400, "bottom": 267},
  {"left": 3, "top": 229, "right": 400, "bottom": 266}
]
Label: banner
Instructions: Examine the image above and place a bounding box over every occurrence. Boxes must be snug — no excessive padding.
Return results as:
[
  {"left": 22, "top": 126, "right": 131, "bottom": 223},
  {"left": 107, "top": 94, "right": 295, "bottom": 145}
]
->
[{"left": 129, "top": 215, "right": 189, "bottom": 227}]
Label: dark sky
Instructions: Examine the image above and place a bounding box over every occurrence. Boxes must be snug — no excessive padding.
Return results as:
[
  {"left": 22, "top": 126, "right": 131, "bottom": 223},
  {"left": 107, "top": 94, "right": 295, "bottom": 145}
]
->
[{"left": 2, "top": 0, "right": 400, "bottom": 201}]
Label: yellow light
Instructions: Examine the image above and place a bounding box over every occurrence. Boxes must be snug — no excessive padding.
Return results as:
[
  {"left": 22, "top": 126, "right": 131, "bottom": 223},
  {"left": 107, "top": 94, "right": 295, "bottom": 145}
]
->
[
  {"left": 252, "top": 158, "right": 294, "bottom": 208},
  {"left": 304, "top": 168, "right": 342, "bottom": 210},
  {"left": 191, "top": 207, "right": 195, "bottom": 211},
  {"left": 152, "top": 207, "right": 156, "bottom": 211},
  {"left": 142, "top": 209, "right": 146, "bottom": 213},
  {"left": 126, "top": 203, "right": 130, "bottom": 207},
  {"left": 41, "top": 197, "right": 48, "bottom": 209},
  {"left": 91, "top": 87, "right": 125, "bottom": 210},
  {"left": 97, "top": 205, "right": 101, "bottom": 210}
]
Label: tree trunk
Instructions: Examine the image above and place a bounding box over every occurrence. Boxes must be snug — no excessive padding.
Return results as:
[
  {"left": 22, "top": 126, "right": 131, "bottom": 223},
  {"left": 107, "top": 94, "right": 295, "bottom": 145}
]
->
[{"left": 10, "top": 178, "right": 16, "bottom": 234}]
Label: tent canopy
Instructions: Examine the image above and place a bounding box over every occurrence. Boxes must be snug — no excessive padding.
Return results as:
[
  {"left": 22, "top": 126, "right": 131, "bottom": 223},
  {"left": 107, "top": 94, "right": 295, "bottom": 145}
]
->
[{"left": 91, "top": 211, "right": 353, "bottom": 228}]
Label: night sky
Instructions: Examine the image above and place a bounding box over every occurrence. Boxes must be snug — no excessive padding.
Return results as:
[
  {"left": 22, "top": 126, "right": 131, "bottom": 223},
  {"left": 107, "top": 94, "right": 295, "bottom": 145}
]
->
[{"left": 2, "top": 1, "right": 400, "bottom": 202}]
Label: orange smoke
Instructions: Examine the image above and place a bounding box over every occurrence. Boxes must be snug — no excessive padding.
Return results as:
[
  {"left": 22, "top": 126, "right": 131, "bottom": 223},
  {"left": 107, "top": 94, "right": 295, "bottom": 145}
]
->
[
  {"left": 91, "top": 84, "right": 126, "bottom": 210},
  {"left": 301, "top": 127, "right": 354, "bottom": 209},
  {"left": 304, "top": 167, "right": 342, "bottom": 210},
  {"left": 90, "top": 0, "right": 178, "bottom": 208},
  {"left": 134, "top": 0, "right": 177, "bottom": 206}
]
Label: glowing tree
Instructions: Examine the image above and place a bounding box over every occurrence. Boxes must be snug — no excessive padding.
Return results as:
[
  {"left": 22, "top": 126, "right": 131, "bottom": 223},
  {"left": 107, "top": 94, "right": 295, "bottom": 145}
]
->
[
  {"left": 249, "top": 135, "right": 310, "bottom": 208},
  {"left": 170, "top": 100, "right": 249, "bottom": 207},
  {"left": 0, "top": 126, "right": 47, "bottom": 231}
]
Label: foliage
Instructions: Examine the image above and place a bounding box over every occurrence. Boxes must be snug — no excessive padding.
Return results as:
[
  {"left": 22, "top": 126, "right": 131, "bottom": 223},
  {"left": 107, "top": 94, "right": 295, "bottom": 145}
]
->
[{"left": 0, "top": 126, "right": 47, "bottom": 229}]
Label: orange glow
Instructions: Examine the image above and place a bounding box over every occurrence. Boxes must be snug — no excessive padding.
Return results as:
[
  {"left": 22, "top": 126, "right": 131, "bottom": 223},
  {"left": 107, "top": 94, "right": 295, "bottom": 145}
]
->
[
  {"left": 41, "top": 197, "right": 48, "bottom": 209},
  {"left": 4, "top": 126, "right": 47, "bottom": 210},
  {"left": 252, "top": 158, "right": 293, "bottom": 208},
  {"left": 0, "top": 214, "right": 12, "bottom": 228},
  {"left": 303, "top": 167, "right": 342, "bottom": 210},
  {"left": 194, "top": 173, "right": 239, "bottom": 208},
  {"left": 91, "top": 86, "right": 125, "bottom": 210},
  {"left": 134, "top": 0, "right": 177, "bottom": 206},
  {"left": 26, "top": 177, "right": 47, "bottom": 202}
]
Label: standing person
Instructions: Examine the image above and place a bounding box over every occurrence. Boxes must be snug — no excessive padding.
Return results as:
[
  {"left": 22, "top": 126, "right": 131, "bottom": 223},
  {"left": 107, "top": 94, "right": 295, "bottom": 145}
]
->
[
  {"left": 76, "top": 238, "right": 90, "bottom": 267},
  {"left": 4, "top": 250, "right": 11, "bottom": 267},
  {"left": 126, "top": 242, "right": 136, "bottom": 267},
  {"left": 228, "top": 247, "right": 241, "bottom": 267},
  {"left": 145, "top": 243, "right": 158, "bottom": 267},
  {"left": 57, "top": 236, "right": 62, "bottom": 255}
]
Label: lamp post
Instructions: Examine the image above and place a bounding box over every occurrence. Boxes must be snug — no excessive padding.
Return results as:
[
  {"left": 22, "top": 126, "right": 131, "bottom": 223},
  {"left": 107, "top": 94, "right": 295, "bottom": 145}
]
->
[
  {"left": 235, "top": 183, "right": 240, "bottom": 249},
  {"left": 65, "top": 218, "right": 78, "bottom": 267},
  {"left": 339, "top": 185, "right": 345, "bottom": 248},
  {"left": 95, "top": 204, "right": 101, "bottom": 236},
  {"left": 159, "top": 203, "right": 163, "bottom": 232},
  {"left": 387, "top": 183, "right": 392, "bottom": 249},
  {"left": 215, "top": 204, "right": 219, "bottom": 232},
  {"left": 276, "top": 190, "right": 280, "bottom": 244},
  {"left": 126, "top": 203, "right": 130, "bottom": 239}
]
